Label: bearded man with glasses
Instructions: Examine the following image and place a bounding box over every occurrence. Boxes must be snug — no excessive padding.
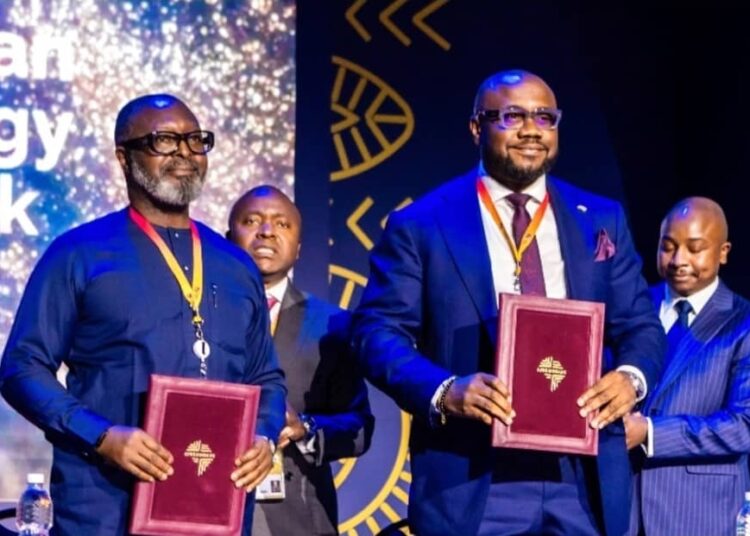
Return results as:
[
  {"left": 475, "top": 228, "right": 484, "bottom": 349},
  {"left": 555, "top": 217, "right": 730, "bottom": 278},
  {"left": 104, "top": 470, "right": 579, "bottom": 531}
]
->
[
  {"left": 0, "top": 94, "right": 286, "bottom": 535},
  {"left": 352, "top": 70, "right": 665, "bottom": 535}
]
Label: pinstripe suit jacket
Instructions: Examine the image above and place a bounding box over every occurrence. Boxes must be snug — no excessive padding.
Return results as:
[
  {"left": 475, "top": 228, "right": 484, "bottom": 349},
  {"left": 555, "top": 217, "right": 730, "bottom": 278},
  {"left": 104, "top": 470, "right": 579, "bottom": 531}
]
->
[{"left": 630, "top": 280, "right": 750, "bottom": 535}]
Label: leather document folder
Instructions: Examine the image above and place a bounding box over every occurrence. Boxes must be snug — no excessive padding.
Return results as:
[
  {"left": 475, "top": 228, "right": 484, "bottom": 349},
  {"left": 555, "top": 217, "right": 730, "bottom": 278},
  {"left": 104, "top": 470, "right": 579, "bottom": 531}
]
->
[
  {"left": 492, "top": 294, "right": 604, "bottom": 455},
  {"left": 130, "top": 374, "right": 260, "bottom": 535}
]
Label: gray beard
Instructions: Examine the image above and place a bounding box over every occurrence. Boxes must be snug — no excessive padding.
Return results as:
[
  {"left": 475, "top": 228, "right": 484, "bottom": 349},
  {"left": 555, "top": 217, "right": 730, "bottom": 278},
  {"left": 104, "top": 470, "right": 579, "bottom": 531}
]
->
[{"left": 129, "top": 155, "right": 204, "bottom": 208}]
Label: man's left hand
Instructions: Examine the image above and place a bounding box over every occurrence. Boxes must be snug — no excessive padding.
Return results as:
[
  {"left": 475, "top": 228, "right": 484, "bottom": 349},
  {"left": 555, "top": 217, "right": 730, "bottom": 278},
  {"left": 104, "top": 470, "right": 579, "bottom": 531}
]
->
[
  {"left": 231, "top": 435, "right": 273, "bottom": 492},
  {"left": 624, "top": 412, "right": 648, "bottom": 450},
  {"left": 577, "top": 370, "right": 637, "bottom": 429}
]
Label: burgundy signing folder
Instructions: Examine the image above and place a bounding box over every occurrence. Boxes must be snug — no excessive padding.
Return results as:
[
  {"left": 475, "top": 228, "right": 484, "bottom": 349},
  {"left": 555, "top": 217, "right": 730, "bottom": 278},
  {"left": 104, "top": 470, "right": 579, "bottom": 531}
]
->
[
  {"left": 130, "top": 374, "right": 260, "bottom": 535},
  {"left": 492, "top": 294, "right": 604, "bottom": 455}
]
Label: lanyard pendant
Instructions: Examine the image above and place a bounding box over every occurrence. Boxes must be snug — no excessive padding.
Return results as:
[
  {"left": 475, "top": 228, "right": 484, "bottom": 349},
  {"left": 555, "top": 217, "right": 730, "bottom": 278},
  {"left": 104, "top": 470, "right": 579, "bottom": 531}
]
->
[
  {"left": 192, "top": 317, "right": 211, "bottom": 378},
  {"left": 193, "top": 338, "right": 210, "bottom": 377},
  {"left": 193, "top": 338, "right": 211, "bottom": 360},
  {"left": 513, "top": 264, "right": 522, "bottom": 293}
]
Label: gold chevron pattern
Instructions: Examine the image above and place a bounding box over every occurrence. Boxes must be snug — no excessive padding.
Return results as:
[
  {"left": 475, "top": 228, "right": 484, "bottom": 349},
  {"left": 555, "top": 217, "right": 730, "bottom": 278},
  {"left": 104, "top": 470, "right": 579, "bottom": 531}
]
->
[
  {"left": 345, "top": 0, "right": 451, "bottom": 50},
  {"left": 346, "top": 196, "right": 413, "bottom": 250},
  {"left": 331, "top": 56, "right": 414, "bottom": 181},
  {"left": 184, "top": 440, "right": 216, "bottom": 477}
]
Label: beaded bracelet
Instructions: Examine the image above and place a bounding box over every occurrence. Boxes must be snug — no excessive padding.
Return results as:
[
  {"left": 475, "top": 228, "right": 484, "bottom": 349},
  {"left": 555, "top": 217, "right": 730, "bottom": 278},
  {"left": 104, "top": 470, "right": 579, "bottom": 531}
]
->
[{"left": 437, "top": 376, "right": 457, "bottom": 425}]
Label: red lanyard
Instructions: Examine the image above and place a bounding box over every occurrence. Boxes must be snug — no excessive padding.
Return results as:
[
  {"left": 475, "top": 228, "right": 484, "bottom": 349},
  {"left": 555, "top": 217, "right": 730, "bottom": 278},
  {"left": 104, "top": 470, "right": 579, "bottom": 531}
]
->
[{"left": 129, "top": 207, "right": 210, "bottom": 377}]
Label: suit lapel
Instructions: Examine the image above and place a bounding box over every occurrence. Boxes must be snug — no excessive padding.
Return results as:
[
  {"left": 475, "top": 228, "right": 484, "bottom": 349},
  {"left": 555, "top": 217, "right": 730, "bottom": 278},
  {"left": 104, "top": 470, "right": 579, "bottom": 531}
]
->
[
  {"left": 547, "top": 179, "right": 596, "bottom": 300},
  {"left": 650, "top": 282, "right": 736, "bottom": 403},
  {"left": 434, "top": 171, "right": 497, "bottom": 345},
  {"left": 273, "top": 284, "right": 305, "bottom": 368}
]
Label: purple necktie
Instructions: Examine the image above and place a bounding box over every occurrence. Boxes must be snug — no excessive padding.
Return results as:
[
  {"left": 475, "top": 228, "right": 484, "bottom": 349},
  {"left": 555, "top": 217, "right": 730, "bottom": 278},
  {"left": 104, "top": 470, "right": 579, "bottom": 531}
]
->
[{"left": 507, "top": 193, "right": 546, "bottom": 296}]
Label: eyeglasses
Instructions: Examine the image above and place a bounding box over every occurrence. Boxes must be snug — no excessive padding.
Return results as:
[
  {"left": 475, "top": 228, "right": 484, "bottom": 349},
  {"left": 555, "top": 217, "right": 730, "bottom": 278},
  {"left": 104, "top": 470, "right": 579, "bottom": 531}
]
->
[
  {"left": 119, "top": 130, "right": 215, "bottom": 155},
  {"left": 473, "top": 107, "right": 562, "bottom": 130}
]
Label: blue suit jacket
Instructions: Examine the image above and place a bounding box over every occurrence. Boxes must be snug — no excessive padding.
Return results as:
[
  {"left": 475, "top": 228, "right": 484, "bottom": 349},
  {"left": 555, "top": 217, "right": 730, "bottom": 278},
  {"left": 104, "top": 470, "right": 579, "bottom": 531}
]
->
[
  {"left": 352, "top": 170, "right": 665, "bottom": 536},
  {"left": 630, "top": 281, "right": 750, "bottom": 536}
]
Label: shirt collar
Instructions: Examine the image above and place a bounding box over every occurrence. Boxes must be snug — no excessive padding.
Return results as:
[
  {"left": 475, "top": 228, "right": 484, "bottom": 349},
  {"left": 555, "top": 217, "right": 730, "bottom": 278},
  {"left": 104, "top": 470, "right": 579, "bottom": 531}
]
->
[
  {"left": 265, "top": 277, "right": 289, "bottom": 305},
  {"left": 478, "top": 163, "right": 547, "bottom": 205},
  {"left": 663, "top": 277, "right": 719, "bottom": 317}
]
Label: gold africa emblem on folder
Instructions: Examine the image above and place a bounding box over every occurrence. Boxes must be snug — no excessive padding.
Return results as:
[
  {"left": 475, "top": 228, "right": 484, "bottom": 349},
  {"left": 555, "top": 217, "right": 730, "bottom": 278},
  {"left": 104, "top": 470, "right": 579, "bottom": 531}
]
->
[
  {"left": 184, "top": 440, "right": 216, "bottom": 476},
  {"left": 536, "top": 356, "right": 567, "bottom": 392}
]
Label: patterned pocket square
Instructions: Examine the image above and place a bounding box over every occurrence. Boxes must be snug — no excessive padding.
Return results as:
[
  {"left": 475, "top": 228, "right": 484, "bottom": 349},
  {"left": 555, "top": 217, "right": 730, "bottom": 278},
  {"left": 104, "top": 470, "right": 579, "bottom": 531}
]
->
[{"left": 594, "top": 228, "right": 616, "bottom": 261}]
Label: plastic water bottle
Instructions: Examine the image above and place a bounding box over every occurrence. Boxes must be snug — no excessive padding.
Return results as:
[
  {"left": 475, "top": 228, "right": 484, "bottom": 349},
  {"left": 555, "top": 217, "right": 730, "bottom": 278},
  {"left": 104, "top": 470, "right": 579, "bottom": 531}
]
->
[
  {"left": 15, "top": 473, "right": 53, "bottom": 536},
  {"left": 737, "top": 491, "right": 750, "bottom": 535}
]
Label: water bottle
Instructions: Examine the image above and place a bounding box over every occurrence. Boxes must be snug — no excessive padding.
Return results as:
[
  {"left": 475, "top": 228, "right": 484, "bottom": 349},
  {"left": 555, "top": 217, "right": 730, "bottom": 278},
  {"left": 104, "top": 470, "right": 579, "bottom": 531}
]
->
[
  {"left": 15, "top": 473, "right": 53, "bottom": 536},
  {"left": 737, "top": 491, "right": 750, "bottom": 535}
]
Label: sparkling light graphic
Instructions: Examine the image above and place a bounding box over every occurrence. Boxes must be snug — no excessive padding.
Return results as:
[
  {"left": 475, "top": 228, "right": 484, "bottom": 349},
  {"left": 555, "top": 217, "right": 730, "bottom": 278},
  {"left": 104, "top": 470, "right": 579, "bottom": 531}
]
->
[{"left": 0, "top": 0, "right": 295, "bottom": 498}]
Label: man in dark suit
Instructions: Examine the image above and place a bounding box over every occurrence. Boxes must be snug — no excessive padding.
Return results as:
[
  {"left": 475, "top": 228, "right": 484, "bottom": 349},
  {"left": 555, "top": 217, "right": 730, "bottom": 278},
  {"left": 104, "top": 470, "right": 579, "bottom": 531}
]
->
[
  {"left": 351, "top": 70, "right": 665, "bottom": 535},
  {"left": 626, "top": 197, "right": 750, "bottom": 535},
  {"left": 227, "top": 185, "right": 374, "bottom": 536}
]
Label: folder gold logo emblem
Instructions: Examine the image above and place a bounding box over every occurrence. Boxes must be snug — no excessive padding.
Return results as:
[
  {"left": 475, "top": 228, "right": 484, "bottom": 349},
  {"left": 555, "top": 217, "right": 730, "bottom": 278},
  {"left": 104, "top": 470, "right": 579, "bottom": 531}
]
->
[
  {"left": 184, "top": 440, "right": 216, "bottom": 476},
  {"left": 536, "top": 356, "right": 567, "bottom": 392}
]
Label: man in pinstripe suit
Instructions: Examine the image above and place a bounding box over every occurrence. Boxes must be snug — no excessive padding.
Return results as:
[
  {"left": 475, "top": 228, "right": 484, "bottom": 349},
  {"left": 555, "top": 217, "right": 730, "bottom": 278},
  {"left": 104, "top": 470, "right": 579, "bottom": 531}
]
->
[{"left": 626, "top": 197, "right": 750, "bottom": 535}]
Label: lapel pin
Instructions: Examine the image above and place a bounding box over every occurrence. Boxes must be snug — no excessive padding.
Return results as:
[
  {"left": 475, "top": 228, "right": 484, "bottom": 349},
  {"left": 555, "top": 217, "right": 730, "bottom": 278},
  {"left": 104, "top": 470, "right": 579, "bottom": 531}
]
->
[{"left": 576, "top": 204, "right": 588, "bottom": 213}]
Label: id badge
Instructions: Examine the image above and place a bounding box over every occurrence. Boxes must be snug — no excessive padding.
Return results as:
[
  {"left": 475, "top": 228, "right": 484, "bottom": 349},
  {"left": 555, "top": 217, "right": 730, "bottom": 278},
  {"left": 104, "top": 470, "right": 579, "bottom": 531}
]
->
[{"left": 255, "top": 449, "right": 285, "bottom": 501}]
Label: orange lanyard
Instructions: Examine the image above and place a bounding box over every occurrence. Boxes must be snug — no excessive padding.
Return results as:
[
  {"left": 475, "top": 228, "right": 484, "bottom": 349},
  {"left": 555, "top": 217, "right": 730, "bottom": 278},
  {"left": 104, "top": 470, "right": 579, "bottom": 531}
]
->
[
  {"left": 129, "top": 207, "right": 210, "bottom": 376},
  {"left": 477, "top": 179, "right": 550, "bottom": 279}
]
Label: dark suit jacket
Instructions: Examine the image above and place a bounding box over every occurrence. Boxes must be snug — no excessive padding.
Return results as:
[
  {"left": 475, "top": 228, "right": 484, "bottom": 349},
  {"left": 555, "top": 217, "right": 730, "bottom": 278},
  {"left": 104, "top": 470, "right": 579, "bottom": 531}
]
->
[
  {"left": 352, "top": 170, "right": 665, "bottom": 536},
  {"left": 254, "top": 284, "right": 374, "bottom": 536},
  {"left": 629, "top": 281, "right": 750, "bottom": 536}
]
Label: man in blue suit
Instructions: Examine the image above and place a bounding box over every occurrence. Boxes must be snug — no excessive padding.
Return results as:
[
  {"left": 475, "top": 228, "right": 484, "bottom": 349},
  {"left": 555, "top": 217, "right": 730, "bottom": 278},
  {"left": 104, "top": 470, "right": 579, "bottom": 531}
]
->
[
  {"left": 626, "top": 197, "right": 750, "bottom": 536},
  {"left": 352, "top": 70, "right": 665, "bottom": 535}
]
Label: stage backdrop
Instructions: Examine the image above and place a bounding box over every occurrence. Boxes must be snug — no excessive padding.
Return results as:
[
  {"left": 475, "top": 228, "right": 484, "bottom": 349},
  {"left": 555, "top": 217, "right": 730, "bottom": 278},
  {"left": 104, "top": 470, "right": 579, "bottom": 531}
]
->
[{"left": 0, "top": 0, "right": 295, "bottom": 499}]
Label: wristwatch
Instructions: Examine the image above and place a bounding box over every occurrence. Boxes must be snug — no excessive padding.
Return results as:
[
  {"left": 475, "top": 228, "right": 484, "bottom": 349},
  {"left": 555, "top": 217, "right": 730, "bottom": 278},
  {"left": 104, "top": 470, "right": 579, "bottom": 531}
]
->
[
  {"left": 622, "top": 370, "right": 646, "bottom": 401},
  {"left": 298, "top": 413, "right": 318, "bottom": 442}
]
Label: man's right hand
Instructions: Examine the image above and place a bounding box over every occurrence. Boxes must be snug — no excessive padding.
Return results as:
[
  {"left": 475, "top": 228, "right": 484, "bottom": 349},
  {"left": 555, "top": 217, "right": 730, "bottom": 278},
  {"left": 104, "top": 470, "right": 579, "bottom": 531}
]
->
[
  {"left": 443, "top": 373, "right": 515, "bottom": 426},
  {"left": 96, "top": 425, "right": 174, "bottom": 482}
]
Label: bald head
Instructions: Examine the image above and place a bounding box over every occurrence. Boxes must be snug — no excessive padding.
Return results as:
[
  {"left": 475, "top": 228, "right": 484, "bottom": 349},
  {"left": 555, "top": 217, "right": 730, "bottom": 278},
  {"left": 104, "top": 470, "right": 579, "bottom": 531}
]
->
[
  {"left": 472, "top": 70, "right": 556, "bottom": 115},
  {"left": 228, "top": 185, "right": 301, "bottom": 231},
  {"left": 115, "top": 94, "right": 198, "bottom": 144},
  {"left": 661, "top": 197, "right": 728, "bottom": 242},
  {"left": 227, "top": 185, "right": 301, "bottom": 286},
  {"left": 657, "top": 196, "right": 731, "bottom": 297}
]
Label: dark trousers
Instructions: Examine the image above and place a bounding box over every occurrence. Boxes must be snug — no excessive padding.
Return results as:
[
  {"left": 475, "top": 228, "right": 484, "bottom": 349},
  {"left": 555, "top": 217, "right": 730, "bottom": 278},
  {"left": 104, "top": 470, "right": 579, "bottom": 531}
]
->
[{"left": 478, "top": 450, "right": 602, "bottom": 536}]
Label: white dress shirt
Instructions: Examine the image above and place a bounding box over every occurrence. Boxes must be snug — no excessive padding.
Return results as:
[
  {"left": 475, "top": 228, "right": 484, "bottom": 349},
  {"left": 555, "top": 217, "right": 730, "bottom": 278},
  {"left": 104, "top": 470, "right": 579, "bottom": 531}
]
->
[
  {"left": 659, "top": 278, "right": 718, "bottom": 331},
  {"left": 478, "top": 173, "right": 567, "bottom": 302}
]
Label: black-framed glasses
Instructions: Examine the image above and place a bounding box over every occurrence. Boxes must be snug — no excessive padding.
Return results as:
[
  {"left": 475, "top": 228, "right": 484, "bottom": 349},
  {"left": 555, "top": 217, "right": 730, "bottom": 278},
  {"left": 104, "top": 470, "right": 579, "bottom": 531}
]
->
[
  {"left": 474, "top": 107, "right": 562, "bottom": 130},
  {"left": 119, "top": 130, "right": 215, "bottom": 155}
]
